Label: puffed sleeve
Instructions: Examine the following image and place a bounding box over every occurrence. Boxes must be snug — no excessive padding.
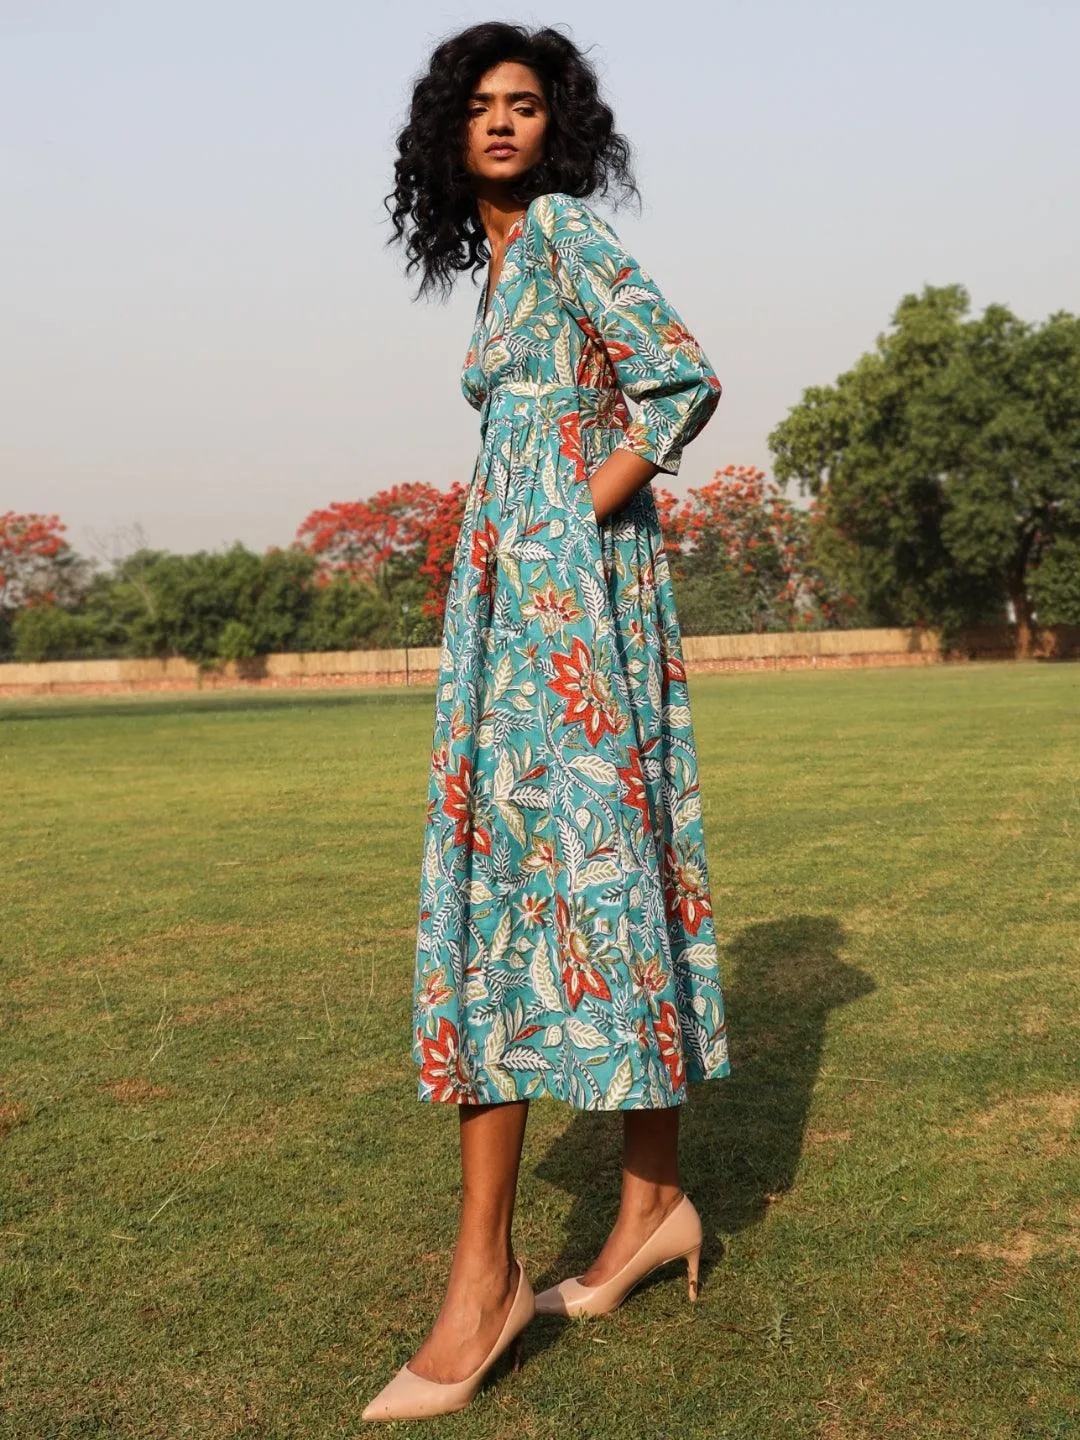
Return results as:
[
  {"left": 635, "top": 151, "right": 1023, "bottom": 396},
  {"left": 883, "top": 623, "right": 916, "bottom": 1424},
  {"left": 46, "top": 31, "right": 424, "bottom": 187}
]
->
[{"left": 532, "top": 190, "right": 722, "bottom": 477}]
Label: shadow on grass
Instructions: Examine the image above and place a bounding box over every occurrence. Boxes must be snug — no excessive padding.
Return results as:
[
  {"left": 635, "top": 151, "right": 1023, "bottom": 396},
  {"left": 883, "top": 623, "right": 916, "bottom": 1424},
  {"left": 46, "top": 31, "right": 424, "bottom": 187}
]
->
[{"left": 530, "top": 913, "right": 874, "bottom": 1305}]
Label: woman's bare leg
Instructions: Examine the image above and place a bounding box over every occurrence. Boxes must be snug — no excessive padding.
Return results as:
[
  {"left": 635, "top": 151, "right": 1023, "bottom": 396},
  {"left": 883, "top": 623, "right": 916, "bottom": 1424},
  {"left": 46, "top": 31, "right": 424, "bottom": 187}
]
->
[
  {"left": 407, "top": 1099, "right": 529, "bottom": 1383},
  {"left": 580, "top": 1105, "right": 684, "bottom": 1286}
]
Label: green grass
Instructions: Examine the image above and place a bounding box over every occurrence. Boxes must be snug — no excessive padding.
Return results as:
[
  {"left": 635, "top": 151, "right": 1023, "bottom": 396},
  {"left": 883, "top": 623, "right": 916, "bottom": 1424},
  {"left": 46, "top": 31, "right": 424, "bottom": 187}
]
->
[{"left": 2, "top": 665, "right": 1078, "bottom": 1439}]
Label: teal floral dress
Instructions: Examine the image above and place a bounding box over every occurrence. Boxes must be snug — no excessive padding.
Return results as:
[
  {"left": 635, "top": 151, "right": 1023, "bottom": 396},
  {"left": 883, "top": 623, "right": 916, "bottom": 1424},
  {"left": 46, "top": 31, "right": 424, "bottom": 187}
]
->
[{"left": 412, "top": 191, "right": 730, "bottom": 1110}]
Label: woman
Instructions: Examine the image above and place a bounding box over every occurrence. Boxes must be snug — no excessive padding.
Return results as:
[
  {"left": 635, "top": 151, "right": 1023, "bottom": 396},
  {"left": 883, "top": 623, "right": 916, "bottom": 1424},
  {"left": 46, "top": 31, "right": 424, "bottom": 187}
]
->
[{"left": 364, "top": 22, "right": 730, "bottom": 1422}]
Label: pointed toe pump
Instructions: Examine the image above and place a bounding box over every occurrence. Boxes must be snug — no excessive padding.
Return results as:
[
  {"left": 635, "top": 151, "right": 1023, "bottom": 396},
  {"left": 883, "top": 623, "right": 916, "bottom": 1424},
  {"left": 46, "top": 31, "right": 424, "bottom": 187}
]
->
[
  {"left": 361, "top": 1260, "right": 535, "bottom": 1423},
  {"left": 534, "top": 1193, "right": 703, "bottom": 1318}
]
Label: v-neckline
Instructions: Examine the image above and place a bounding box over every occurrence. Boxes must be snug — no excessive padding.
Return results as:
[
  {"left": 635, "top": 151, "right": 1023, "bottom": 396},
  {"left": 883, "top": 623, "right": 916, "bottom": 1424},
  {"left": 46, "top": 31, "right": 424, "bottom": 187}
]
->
[{"left": 479, "top": 208, "right": 528, "bottom": 329}]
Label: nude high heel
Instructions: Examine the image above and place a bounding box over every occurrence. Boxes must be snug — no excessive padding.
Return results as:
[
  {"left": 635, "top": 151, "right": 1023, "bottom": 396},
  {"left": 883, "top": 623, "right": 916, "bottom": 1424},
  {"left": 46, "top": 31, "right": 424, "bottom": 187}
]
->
[
  {"left": 534, "top": 1193, "right": 704, "bottom": 1318},
  {"left": 361, "top": 1260, "right": 535, "bottom": 1422}
]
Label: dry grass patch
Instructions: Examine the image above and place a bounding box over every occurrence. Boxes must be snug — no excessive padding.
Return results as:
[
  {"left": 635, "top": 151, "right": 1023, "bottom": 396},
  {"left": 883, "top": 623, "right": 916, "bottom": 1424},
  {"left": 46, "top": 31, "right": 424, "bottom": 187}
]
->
[
  {"left": 0, "top": 1101, "right": 30, "bottom": 1138},
  {"left": 948, "top": 1090, "right": 1080, "bottom": 1157}
]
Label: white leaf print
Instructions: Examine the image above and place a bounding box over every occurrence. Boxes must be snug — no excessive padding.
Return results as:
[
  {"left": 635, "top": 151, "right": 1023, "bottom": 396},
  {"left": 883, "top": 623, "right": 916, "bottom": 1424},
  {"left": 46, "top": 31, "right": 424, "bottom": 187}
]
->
[
  {"left": 579, "top": 568, "right": 610, "bottom": 634},
  {"left": 467, "top": 880, "right": 493, "bottom": 904},
  {"left": 555, "top": 816, "right": 586, "bottom": 877},
  {"left": 511, "top": 541, "right": 551, "bottom": 562},
  {"left": 500, "top": 552, "right": 522, "bottom": 597},
  {"left": 511, "top": 280, "right": 538, "bottom": 327},
  {"left": 492, "top": 653, "right": 514, "bottom": 701},
  {"left": 463, "top": 977, "right": 488, "bottom": 1004},
  {"left": 494, "top": 749, "right": 514, "bottom": 802},
  {"left": 542, "top": 454, "right": 561, "bottom": 508},
  {"left": 549, "top": 518, "right": 565, "bottom": 538},
  {"left": 496, "top": 799, "right": 526, "bottom": 847},
  {"left": 500, "top": 1046, "right": 549, "bottom": 1072},
  {"left": 612, "top": 285, "right": 659, "bottom": 307},
  {"left": 554, "top": 325, "right": 573, "bottom": 385},
  {"left": 679, "top": 942, "right": 718, "bottom": 968},
  {"left": 646, "top": 665, "right": 662, "bottom": 712},
  {"left": 574, "top": 806, "right": 592, "bottom": 828},
  {"left": 542, "top": 1024, "right": 563, "bottom": 1046},
  {"left": 570, "top": 754, "right": 617, "bottom": 786},
  {"left": 692, "top": 995, "right": 708, "bottom": 1017},
  {"left": 491, "top": 1065, "right": 519, "bottom": 1102},
  {"left": 511, "top": 785, "right": 547, "bottom": 809},
  {"left": 565, "top": 1017, "right": 609, "bottom": 1050},
  {"left": 531, "top": 935, "right": 563, "bottom": 1012},
  {"left": 604, "top": 1056, "right": 634, "bottom": 1107},
  {"left": 484, "top": 1010, "right": 507, "bottom": 1067},
  {"left": 663, "top": 705, "right": 692, "bottom": 729},
  {"left": 578, "top": 859, "right": 622, "bottom": 887},
  {"left": 679, "top": 794, "right": 702, "bottom": 824},
  {"left": 490, "top": 909, "right": 512, "bottom": 967}
]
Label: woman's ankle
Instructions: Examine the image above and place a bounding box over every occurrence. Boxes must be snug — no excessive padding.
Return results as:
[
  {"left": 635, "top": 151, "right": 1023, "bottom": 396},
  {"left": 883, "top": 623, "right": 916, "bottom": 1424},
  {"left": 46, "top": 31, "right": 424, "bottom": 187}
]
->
[{"left": 616, "top": 1179, "right": 683, "bottom": 1223}]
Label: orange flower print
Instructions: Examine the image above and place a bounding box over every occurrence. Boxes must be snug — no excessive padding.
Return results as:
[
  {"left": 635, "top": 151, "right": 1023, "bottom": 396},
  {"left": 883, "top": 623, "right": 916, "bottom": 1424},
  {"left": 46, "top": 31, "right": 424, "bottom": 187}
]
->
[
  {"left": 630, "top": 953, "right": 668, "bottom": 1003},
  {"left": 663, "top": 843, "right": 712, "bottom": 936},
  {"left": 557, "top": 412, "right": 587, "bottom": 485},
  {"left": 652, "top": 1002, "right": 686, "bottom": 1092},
  {"left": 617, "top": 745, "right": 652, "bottom": 833},
  {"left": 555, "top": 894, "right": 612, "bottom": 1010},
  {"left": 470, "top": 516, "right": 499, "bottom": 596},
  {"left": 419, "top": 1017, "right": 480, "bottom": 1103},
  {"left": 417, "top": 965, "right": 454, "bottom": 1012},
  {"left": 443, "top": 754, "right": 492, "bottom": 855},
  {"left": 521, "top": 579, "right": 585, "bottom": 636},
  {"left": 548, "top": 636, "right": 625, "bottom": 747},
  {"left": 661, "top": 652, "right": 686, "bottom": 702},
  {"left": 521, "top": 835, "right": 561, "bottom": 881},
  {"left": 517, "top": 892, "right": 548, "bottom": 928}
]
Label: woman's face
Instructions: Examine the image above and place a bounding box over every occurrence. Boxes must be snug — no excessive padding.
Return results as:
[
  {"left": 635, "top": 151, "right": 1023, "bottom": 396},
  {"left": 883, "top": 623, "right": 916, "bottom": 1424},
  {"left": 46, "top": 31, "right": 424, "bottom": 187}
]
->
[{"left": 463, "top": 60, "right": 548, "bottom": 188}]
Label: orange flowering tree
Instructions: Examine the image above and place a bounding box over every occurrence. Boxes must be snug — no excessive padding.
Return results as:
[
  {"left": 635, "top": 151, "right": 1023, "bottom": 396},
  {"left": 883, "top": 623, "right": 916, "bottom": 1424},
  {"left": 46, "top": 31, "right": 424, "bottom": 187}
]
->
[
  {"left": 417, "top": 482, "right": 468, "bottom": 621},
  {"left": 0, "top": 511, "right": 75, "bottom": 611},
  {"left": 295, "top": 483, "right": 445, "bottom": 596},
  {"left": 655, "top": 465, "right": 849, "bottom": 632}
]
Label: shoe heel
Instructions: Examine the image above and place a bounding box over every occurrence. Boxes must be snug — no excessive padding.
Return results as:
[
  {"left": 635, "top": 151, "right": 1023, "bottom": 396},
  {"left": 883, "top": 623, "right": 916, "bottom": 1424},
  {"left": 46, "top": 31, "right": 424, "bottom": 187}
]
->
[
  {"left": 509, "top": 1333, "right": 524, "bottom": 1373},
  {"left": 686, "top": 1245, "right": 701, "bottom": 1302}
]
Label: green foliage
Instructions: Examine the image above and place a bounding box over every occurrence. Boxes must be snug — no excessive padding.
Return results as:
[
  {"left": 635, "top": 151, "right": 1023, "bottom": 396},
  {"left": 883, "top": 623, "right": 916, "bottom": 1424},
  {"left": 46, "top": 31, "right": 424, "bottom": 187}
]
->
[
  {"left": 769, "top": 285, "right": 1080, "bottom": 648},
  {"left": 1030, "top": 533, "right": 1080, "bottom": 625},
  {"left": 671, "top": 566, "right": 759, "bottom": 636},
  {"left": 303, "top": 573, "right": 398, "bottom": 651},
  {"left": 12, "top": 605, "right": 101, "bottom": 662}
]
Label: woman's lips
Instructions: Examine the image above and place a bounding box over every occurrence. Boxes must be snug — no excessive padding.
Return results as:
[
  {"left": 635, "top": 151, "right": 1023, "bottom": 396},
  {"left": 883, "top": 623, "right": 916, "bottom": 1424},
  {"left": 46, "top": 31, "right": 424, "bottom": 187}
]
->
[{"left": 486, "top": 146, "right": 517, "bottom": 158}]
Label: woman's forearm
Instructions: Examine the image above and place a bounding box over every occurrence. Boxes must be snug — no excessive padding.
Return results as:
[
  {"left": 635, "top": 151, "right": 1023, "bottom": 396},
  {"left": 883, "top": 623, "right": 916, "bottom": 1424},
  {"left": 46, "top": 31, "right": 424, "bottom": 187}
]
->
[{"left": 587, "top": 448, "right": 660, "bottom": 523}]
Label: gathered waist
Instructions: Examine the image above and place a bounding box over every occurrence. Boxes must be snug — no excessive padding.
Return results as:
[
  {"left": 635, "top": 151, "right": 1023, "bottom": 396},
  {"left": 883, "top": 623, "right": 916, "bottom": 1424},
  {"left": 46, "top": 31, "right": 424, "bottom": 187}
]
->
[{"left": 479, "top": 380, "right": 617, "bottom": 434}]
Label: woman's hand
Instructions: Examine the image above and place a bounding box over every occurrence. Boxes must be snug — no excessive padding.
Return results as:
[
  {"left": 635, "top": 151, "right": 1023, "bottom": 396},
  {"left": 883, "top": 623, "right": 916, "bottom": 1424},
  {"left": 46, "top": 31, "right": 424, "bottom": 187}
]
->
[{"left": 587, "top": 449, "right": 661, "bottom": 523}]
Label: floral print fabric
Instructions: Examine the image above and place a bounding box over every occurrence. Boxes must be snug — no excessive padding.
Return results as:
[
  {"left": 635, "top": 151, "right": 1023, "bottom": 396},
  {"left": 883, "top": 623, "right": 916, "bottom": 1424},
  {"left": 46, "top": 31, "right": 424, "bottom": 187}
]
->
[{"left": 412, "top": 191, "right": 731, "bottom": 1110}]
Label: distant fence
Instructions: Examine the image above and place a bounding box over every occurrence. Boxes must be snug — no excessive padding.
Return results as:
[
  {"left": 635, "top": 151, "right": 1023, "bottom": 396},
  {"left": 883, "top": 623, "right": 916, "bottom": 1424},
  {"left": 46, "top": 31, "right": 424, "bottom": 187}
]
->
[{"left": 1, "top": 625, "right": 1077, "bottom": 697}]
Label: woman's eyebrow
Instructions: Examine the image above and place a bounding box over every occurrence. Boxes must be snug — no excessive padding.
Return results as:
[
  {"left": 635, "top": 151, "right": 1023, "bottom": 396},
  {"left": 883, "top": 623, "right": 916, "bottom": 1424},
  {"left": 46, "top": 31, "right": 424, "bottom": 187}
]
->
[{"left": 468, "top": 89, "right": 544, "bottom": 103}]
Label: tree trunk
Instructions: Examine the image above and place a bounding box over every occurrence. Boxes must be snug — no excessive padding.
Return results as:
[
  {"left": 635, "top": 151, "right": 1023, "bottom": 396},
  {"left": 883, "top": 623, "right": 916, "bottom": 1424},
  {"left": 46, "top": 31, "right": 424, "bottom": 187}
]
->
[{"left": 1009, "top": 576, "right": 1036, "bottom": 659}]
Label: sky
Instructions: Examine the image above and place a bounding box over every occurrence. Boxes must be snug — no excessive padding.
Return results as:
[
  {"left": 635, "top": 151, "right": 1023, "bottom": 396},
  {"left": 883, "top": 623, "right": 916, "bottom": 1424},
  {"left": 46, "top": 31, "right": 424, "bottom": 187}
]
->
[{"left": 2, "top": 0, "right": 1078, "bottom": 560}]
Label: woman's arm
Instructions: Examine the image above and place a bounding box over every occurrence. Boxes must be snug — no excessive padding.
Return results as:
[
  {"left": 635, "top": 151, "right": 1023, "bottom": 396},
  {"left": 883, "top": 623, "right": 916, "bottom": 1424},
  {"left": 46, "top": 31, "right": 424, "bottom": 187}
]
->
[{"left": 533, "top": 192, "right": 722, "bottom": 521}]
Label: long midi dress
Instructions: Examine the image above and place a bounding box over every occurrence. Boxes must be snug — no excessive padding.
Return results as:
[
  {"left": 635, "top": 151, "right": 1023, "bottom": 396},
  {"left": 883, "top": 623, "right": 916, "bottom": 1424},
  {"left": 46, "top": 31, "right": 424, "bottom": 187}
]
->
[{"left": 412, "top": 190, "right": 731, "bottom": 1111}]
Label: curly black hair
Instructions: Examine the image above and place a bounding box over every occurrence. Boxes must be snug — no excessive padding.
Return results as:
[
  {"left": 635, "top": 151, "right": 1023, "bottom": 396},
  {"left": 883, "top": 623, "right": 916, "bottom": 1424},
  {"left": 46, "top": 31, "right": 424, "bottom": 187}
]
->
[{"left": 384, "top": 22, "right": 640, "bottom": 301}]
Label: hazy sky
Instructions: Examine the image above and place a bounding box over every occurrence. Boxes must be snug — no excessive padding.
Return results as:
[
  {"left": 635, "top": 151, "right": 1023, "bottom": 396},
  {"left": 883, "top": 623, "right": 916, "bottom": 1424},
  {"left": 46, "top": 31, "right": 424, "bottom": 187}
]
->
[{"left": 3, "top": 1, "right": 1077, "bottom": 560}]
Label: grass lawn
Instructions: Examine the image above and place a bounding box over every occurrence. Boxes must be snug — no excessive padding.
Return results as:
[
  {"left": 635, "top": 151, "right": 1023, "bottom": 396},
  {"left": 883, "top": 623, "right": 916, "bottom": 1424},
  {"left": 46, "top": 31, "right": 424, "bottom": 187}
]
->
[{"left": 1, "top": 664, "right": 1078, "bottom": 1439}]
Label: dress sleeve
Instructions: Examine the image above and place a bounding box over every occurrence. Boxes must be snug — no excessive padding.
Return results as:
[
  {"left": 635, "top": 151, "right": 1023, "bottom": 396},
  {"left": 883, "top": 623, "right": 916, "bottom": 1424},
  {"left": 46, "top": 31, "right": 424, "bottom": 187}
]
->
[{"left": 532, "top": 191, "right": 722, "bottom": 477}]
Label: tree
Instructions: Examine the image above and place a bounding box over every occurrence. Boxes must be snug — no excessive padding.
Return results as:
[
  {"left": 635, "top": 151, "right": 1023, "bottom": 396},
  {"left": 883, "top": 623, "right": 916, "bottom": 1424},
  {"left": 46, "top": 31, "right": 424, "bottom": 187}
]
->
[
  {"left": 417, "top": 481, "right": 468, "bottom": 624},
  {"left": 655, "top": 466, "right": 844, "bottom": 634},
  {"left": 296, "top": 483, "right": 444, "bottom": 598},
  {"left": 769, "top": 286, "right": 1080, "bottom": 654},
  {"left": 0, "top": 511, "right": 88, "bottom": 612}
]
